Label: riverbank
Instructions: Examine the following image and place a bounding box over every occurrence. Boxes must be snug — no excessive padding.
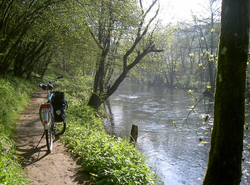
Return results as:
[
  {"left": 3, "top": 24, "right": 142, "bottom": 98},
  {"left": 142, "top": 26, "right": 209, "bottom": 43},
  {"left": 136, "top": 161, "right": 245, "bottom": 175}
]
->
[{"left": 54, "top": 72, "right": 159, "bottom": 184}]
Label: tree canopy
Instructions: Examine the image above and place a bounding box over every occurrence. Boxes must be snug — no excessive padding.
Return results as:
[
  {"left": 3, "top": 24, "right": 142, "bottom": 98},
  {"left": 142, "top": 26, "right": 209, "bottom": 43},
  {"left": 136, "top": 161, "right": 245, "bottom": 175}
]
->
[{"left": 1, "top": 0, "right": 222, "bottom": 94}]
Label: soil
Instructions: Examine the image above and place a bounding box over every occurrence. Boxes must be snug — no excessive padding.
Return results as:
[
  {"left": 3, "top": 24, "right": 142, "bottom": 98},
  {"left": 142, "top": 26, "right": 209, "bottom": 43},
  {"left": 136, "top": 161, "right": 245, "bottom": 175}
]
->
[{"left": 16, "top": 89, "right": 92, "bottom": 185}]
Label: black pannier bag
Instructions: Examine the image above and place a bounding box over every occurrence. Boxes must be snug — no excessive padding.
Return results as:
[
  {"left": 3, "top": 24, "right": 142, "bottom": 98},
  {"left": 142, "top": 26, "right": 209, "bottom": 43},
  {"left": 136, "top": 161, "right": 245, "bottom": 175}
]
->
[{"left": 51, "top": 91, "right": 67, "bottom": 122}]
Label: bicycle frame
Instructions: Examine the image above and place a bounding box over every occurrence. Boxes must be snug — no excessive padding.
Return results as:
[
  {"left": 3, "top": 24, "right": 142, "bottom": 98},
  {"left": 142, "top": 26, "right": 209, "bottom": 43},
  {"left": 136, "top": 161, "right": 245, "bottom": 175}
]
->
[{"left": 39, "top": 98, "right": 54, "bottom": 153}]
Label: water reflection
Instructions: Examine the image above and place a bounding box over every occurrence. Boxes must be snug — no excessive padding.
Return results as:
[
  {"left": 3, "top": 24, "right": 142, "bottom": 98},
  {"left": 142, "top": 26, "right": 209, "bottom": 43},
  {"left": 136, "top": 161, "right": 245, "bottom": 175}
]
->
[{"left": 105, "top": 84, "right": 250, "bottom": 185}]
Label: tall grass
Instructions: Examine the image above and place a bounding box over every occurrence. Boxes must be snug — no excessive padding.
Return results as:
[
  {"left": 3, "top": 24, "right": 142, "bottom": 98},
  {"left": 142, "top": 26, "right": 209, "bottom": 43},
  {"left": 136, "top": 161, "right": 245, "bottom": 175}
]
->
[{"left": 0, "top": 76, "right": 38, "bottom": 184}]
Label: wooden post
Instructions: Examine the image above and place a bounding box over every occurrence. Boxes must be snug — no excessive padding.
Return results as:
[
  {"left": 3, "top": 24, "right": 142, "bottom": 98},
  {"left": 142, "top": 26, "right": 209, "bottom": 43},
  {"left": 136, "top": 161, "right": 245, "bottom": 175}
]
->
[{"left": 130, "top": 124, "right": 138, "bottom": 144}]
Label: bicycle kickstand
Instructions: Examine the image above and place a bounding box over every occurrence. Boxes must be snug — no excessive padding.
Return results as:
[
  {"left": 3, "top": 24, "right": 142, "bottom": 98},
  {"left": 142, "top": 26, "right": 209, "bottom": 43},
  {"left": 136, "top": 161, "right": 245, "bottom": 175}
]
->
[{"left": 35, "top": 132, "right": 45, "bottom": 149}]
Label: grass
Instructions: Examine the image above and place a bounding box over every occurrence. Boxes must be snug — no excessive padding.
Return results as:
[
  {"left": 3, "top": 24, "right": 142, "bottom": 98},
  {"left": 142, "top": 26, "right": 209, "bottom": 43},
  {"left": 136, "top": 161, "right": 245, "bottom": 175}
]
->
[{"left": 0, "top": 76, "right": 38, "bottom": 184}]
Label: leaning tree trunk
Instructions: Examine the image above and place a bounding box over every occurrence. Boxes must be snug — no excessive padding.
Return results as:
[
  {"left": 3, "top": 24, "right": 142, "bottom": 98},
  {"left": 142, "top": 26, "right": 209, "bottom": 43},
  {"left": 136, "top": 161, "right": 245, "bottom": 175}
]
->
[
  {"left": 87, "top": 93, "right": 102, "bottom": 110},
  {"left": 203, "top": 0, "right": 249, "bottom": 184}
]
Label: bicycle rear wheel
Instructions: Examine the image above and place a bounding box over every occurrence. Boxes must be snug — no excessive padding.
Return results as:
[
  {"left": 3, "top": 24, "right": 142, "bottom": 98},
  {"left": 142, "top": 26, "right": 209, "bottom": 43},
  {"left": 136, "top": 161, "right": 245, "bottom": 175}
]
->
[
  {"left": 55, "top": 121, "right": 66, "bottom": 136},
  {"left": 39, "top": 104, "right": 45, "bottom": 123},
  {"left": 45, "top": 122, "right": 53, "bottom": 153}
]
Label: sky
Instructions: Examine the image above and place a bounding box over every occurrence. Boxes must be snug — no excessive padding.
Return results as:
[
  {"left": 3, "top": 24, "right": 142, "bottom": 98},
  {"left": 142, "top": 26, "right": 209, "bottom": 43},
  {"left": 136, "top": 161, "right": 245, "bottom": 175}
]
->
[
  {"left": 146, "top": 0, "right": 222, "bottom": 24},
  {"left": 160, "top": 0, "right": 200, "bottom": 22}
]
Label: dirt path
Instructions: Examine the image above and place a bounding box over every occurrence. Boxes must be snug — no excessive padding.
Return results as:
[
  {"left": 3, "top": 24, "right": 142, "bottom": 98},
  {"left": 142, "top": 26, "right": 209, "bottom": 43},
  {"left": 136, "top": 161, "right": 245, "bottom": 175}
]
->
[{"left": 16, "top": 89, "right": 91, "bottom": 185}]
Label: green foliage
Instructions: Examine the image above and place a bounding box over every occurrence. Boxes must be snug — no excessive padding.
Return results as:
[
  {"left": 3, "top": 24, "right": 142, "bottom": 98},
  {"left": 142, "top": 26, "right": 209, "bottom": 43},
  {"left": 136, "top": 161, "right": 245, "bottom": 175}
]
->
[
  {"left": 63, "top": 103, "right": 157, "bottom": 184},
  {"left": 0, "top": 76, "right": 38, "bottom": 184},
  {"left": 176, "top": 75, "right": 207, "bottom": 90},
  {"left": 0, "top": 76, "right": 38, "bottom": 134},
  {"left": 54, "top": 74, "right": 158, "bottom": 184},
  {"left": 0, "top": 135, "right": 26, "bottom": 184},
  {"left": 44, "top": 66, "right": 93, "bottom": 103}
]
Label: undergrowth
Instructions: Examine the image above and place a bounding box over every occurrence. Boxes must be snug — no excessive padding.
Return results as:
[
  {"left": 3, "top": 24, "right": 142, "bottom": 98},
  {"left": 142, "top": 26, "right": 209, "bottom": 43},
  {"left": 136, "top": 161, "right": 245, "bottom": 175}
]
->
[
  {"left": 63, "top": 102, "right": 157, "bottom": 184},
  {"left": 44, "top": 70, "right": 158, "bottom": 184},
  {"left": 0, "top": 76, "right": 38, "bottom": 184}
]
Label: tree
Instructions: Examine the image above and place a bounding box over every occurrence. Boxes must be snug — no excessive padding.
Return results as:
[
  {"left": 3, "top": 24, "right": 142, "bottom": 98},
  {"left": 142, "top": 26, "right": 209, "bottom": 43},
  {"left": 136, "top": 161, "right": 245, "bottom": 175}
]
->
[
  {"left": 192, "top": 0, "right": 221, "bottom": 90},
  {"left": 48, "top": 2, "right": 98, "bottom": 76},
  {"left": 78, "top": 0, "right": 163, "bottom": 110},
  {"left": 0, "top": 0, "right": 67, "bottom": 77},
  {"left": 130, "top": 24, "right": 177, "bottom": 87},
  {"left": 203, "top": 0, "right": 249, "bottom": 184},
  {"left": 0, "top": 1, "right": 55, "bottom": 75}
]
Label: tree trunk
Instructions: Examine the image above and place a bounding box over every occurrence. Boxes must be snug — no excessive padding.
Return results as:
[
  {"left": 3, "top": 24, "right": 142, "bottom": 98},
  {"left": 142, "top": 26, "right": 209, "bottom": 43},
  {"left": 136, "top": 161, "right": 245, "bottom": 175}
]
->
[
  {"left": 87, "top": 93, "right": 102, "bottom": 110},
  {"left": 203, "top": 0, "right": 249, "bottom": 184},
  {"left": 86, "top": 0, "right": 161, "bottom": 111}
]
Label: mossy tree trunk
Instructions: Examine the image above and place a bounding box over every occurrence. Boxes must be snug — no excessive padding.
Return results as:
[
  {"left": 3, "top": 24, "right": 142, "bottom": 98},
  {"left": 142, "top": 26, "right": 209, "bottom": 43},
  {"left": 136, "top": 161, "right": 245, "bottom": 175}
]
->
[{"left": 203, "top": 0, "right": 249, "bottom": 184}]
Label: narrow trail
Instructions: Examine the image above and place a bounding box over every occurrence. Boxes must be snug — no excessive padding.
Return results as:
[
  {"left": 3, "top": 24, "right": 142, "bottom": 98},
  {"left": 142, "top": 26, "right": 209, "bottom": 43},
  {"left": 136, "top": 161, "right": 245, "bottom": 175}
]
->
[{"left": 16, "top": 89, "right": 91, "bottom": 185}]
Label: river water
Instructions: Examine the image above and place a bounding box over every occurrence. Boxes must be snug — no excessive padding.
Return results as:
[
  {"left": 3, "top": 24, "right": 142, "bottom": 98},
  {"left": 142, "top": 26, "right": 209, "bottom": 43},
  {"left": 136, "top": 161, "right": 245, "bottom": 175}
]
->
[{"left": 105, "top": 84, "right": 250, "bottom": 185}]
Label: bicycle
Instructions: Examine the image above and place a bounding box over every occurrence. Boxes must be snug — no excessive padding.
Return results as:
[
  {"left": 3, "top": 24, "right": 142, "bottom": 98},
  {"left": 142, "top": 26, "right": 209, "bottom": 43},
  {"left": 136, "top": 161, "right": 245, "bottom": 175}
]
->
[{"left": 37, "top": 76, "right": 67, "bottom": 153}]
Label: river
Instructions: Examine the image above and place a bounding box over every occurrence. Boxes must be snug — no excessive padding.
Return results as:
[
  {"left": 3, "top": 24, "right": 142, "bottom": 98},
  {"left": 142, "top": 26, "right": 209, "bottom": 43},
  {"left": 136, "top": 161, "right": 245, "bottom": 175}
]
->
[{"left": 105, "top": 84, "right": 250, "bottom": 185}]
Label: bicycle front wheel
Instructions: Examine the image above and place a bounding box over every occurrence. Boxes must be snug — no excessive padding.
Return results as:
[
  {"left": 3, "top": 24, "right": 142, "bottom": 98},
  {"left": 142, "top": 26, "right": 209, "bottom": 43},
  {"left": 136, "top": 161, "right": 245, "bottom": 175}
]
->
[
  {"left": 55, "top": 121, "right": 66, "bottom": 136},
  {"left": 45, "top": 123, "right": 53, "bottom": 153}
]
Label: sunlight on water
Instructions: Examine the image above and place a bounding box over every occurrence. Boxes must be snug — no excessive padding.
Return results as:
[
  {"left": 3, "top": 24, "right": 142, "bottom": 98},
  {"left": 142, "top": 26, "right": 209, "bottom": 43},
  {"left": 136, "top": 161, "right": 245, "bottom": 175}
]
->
[{"left": 106, "top": 84, "right": 250, "bottom": 185}]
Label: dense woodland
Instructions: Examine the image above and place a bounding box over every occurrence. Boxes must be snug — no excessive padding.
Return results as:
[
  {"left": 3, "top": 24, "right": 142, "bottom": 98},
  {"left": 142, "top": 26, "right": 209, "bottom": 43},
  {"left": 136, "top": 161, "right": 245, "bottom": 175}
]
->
[{"left": 1, "top": 0, "right": 250, "bottom": 184}]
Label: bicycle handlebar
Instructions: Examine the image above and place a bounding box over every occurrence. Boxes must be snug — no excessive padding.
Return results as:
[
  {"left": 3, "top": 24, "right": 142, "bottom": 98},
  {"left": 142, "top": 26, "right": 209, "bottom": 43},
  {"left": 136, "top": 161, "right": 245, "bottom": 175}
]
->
[
  {"left": 39, "top": 76, "right": 64, "bottom": 90},
  {"left": 49, "top": 76, "right": 64, "bottom": 83}
]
